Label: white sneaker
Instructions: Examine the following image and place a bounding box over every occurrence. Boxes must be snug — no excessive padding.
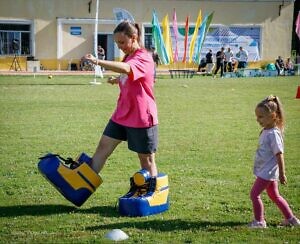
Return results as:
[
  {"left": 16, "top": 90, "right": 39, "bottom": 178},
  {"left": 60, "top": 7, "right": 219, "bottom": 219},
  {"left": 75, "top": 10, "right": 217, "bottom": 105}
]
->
[
  {"left": 281, "top": 216, "right": 300, "bottom": 227},
  {"left": 248, "top": 220, "right": 267, "bottom": 228}
]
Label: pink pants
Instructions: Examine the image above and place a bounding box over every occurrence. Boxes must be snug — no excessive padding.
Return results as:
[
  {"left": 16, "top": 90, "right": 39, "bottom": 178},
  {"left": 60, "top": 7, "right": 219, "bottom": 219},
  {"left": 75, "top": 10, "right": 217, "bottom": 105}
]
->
[{"left": 250, "top": 177, "right": 294, "bottom": 222}]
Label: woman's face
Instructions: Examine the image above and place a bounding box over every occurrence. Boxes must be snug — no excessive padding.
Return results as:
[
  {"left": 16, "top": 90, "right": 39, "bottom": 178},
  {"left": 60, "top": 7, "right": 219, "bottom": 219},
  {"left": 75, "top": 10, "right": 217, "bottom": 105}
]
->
[{"left": 114, "top": 32, "right": 135, "bottom": 55}]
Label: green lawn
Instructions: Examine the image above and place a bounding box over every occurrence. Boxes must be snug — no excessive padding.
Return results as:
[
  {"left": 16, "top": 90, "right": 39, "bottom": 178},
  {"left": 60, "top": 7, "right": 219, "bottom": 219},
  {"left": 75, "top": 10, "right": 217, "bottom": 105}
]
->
[{"left": 0, "top": 75, "right": 299, "bottom": 243}]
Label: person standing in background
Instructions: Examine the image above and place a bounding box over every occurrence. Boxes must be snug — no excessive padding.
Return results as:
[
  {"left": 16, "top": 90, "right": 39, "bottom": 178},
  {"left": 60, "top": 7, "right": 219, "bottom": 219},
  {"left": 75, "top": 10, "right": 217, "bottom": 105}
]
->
[
  {"left": 213, "top": 47, "right": 225, "bottom": 78},
  {"left": 97, "top": 45, "right": 105, "bottom": 71},
  {"left": 236, "top": 46, "right": 248, "bottom": 69},
  {"left": 224, "top": 47, "right": 233, "bottom": 72},
  {"left": 205, "top": 49, "right": 213, "bottom": 64}
]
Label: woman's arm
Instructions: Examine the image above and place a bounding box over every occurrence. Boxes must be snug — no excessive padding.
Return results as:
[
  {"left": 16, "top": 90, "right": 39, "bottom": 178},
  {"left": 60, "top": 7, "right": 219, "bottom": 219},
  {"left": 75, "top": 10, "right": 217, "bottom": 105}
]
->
[{"left": 84, "top": 54, "right": 131, "bottom": 74}]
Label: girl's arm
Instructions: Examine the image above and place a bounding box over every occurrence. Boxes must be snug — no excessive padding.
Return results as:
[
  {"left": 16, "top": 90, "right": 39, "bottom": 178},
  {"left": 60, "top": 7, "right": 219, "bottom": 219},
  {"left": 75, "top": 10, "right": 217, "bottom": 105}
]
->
[
  {"left": 84, "top": 54, "right": 131, "bottom": 74},
  {"left": 276, "top": 152, "right": 287, "bottom": 185}
]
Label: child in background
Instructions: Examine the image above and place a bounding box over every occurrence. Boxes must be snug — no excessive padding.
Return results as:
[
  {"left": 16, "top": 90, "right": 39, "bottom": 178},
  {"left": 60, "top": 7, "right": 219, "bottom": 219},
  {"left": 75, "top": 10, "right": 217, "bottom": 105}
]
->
[{"left": 249, "top": 95, "right": 300, "bottom": 228}]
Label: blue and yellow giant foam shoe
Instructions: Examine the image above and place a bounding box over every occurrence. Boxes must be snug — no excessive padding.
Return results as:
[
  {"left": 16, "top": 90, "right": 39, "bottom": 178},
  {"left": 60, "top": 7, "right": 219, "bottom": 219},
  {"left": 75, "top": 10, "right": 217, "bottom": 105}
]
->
[
  {"left": 119, "top": 169, "right": 170, "bottom": 217},
  {"left": 38, "top": 153, "right": 102, "bottom": 207}
]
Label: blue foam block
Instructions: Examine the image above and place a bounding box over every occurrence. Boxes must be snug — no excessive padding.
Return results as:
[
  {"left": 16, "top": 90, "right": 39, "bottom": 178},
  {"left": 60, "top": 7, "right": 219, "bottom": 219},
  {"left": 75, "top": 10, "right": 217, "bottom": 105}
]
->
[
  {"left": 119, "top": 172, "right": 169, "bottom": 217},
  {"left": 38, "top": 153, "right": 102, "bottom": 207}
]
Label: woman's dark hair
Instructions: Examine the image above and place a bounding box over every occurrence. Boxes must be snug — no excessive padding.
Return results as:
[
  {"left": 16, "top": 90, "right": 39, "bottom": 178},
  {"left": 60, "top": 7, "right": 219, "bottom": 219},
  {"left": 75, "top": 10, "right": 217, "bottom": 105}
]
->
[{"left": 113, "top": 21, "right": 141, "bottom": 45}]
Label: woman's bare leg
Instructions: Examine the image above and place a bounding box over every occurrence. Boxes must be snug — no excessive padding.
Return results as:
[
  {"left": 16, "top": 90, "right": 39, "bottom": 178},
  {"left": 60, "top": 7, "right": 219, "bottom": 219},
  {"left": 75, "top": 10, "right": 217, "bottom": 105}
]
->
[
  {"left": 138, "top": 153, "right": 157, "bottom": 177},
  {"left": 91, "top": 135, "right": 121, "bottom": 173}
]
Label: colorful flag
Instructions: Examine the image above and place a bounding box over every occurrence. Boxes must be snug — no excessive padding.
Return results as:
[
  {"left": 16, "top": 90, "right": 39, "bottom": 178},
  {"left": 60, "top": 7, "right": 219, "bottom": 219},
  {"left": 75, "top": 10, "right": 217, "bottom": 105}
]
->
[
  {"left": 172, "top": 9, "right": 179, "bottom": 62},
  {"left": 296, "top": 11, "right": 300, "bottom": 40},
  {"left": 204, "top": 11, "right": 214, "bottom": 36},
  {"left": 194, "top": 12, "right": 214, "bottom": 64},
  {"left": 193, "top": 16, "right": 207, "bottom": 65},
  {"left": 182, "top": 16, "right": 189, "bottom": 63},
  {"left": 152, "top": 10, "right": 169, "bottom": 64},
  {"left": 189, "top": 9, "right": 202, "bottom": 63},
  {"left": 162, "top": 14, "right": 174, "bottom": 63}
]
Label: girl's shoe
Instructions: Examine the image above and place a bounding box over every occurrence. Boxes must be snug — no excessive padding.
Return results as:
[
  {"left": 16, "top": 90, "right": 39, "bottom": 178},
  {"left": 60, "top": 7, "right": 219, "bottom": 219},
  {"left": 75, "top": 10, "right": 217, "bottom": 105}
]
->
[
  {"left": 248, "top": 220, "right": 267, "bottom": 228},
  {"left": 281, "top": 217, "right": 300, "bottom": 227}
]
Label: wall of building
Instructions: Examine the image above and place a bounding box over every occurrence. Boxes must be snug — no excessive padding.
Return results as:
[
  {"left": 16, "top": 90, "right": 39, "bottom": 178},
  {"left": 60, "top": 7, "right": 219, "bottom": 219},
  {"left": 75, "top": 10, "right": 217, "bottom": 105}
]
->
[{"left": 0, "top": 0, "right": 295, "bottom": 70}]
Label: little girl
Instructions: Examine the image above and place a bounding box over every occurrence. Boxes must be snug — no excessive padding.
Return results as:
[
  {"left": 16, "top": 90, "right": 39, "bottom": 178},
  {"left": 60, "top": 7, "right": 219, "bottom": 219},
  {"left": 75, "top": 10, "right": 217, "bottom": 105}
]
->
[{"left": 248, "top": 95, "right": 300, "bottom": 228}]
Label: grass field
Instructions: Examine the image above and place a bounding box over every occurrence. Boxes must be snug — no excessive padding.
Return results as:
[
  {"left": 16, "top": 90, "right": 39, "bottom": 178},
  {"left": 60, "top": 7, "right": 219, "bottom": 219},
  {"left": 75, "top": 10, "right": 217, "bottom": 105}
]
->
[{"left": 0, "top": 74, "right": 299, "bottom": 243}]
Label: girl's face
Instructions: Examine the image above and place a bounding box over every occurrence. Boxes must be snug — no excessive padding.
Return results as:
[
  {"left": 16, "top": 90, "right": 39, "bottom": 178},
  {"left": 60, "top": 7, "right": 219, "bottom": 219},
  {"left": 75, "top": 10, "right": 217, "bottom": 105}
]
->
[
  {"left": 255, "top": 107, "right": 276, "bottom": 129},
  {"left": 114, "top": 32, "right": 136, "bottom": 55}
]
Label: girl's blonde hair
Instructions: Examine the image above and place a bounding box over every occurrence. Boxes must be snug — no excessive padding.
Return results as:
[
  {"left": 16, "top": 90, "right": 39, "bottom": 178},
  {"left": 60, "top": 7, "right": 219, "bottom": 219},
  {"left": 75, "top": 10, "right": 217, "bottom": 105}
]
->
[{"left": 256, "top": 95, "right": 285, "bottom": 133}]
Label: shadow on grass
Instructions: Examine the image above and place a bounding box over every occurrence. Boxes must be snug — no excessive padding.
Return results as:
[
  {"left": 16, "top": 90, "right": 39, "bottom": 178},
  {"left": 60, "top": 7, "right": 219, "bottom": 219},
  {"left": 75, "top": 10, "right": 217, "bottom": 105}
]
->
[
  {"left": 86, "top": 219, "right": 245, "bottom": 232},
  {"left": 0, "top": 204, "right": 119, "bottom": 217}
]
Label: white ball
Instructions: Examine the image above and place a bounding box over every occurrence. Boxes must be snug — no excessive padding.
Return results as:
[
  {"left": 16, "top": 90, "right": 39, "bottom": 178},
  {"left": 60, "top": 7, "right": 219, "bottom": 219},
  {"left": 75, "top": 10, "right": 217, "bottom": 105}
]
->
[{"left": 104, "top": 229, "right": 129, "bottom": 241}]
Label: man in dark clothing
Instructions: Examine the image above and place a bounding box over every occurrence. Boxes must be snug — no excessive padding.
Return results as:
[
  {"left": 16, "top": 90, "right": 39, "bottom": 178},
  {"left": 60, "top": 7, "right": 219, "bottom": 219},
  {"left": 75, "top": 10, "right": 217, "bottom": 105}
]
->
[
  {"left": 214, "top": 47, "right": 225, "bottom": 78},
  {"left": 198, "top": 58, "right": 206, "bottom": 72},
  {"left": 205, "top": 49, "right": 213, "bottom": 64},
  {"left": 275, "top": 56, "right": 285, "bottom": 76}
]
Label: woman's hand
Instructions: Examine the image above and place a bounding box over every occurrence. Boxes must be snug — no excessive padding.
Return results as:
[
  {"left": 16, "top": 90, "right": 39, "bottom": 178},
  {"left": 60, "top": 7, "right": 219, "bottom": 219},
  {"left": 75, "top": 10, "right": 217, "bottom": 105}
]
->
[
  {"left": 107, "top": 76, "right": 119, "bottom": 85},
  {"left": 84, "top": 54, "right": 97, "bottom": 64}
]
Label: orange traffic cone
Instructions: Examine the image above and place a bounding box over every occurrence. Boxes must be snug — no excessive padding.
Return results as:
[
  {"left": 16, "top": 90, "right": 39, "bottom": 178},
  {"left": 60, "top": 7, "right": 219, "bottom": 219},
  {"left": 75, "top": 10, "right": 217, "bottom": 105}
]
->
[{"left": 296, "top": 86, "right": 300, "bottom": 99}]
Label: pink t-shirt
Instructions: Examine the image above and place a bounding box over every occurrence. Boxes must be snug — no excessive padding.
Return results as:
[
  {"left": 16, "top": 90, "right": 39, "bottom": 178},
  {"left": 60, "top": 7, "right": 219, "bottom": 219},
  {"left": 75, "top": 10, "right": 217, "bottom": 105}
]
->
[{"left": 111, "top": 48, "right": 158, "bottom": 128}]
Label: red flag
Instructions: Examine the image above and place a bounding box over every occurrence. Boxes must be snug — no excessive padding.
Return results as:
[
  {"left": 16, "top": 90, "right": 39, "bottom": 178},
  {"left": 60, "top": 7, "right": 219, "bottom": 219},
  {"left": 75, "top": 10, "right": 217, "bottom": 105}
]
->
[
  {"left": 182, "top": 16, "right": 189, "bottom": 63},
  {"left": 296, "top": 11, "right": 300, "bottom": 40}
]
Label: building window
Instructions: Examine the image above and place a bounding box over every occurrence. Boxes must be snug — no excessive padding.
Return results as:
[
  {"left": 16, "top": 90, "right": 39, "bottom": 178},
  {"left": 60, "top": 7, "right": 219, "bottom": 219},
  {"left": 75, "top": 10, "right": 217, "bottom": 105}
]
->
[
  {"left": 144, "top": 26, "right": 153, "bottom": 49},
  {"left": 0, "top": 23, "right": 31, "bottom": 56}
]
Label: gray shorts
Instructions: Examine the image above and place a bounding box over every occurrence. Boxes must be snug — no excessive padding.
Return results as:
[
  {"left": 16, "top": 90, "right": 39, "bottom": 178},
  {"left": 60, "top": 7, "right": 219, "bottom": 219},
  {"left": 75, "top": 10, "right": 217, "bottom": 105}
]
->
[{"left": 103, "top": 119, "right": 158, "bottom": 154}]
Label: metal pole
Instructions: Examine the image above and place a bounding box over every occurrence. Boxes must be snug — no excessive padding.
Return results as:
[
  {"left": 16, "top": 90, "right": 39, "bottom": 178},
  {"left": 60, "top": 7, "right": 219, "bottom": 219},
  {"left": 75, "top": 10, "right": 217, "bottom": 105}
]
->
[{"left": 91, "top": 0, "right": 103, "bottom": 84}]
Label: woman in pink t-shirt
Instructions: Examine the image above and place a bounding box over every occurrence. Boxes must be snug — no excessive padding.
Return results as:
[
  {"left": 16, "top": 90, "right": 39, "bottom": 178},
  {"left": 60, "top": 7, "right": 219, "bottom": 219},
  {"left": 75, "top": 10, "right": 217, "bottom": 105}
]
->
[{"left": 84, "top": 21, "right": 158, "bottom": 183}]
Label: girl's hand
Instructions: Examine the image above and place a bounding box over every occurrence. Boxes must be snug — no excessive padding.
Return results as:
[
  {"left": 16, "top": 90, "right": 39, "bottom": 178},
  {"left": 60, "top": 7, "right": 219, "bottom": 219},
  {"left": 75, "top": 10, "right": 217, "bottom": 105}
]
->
[
  {"left": 276, "top": 153, "right": 286, "bottom": 185},
  {"left": 279, "top": 174, "right": 287, "bottom": 185},
  {"left": 107, "top": 76, "right": 119, "bottom": 85}
]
